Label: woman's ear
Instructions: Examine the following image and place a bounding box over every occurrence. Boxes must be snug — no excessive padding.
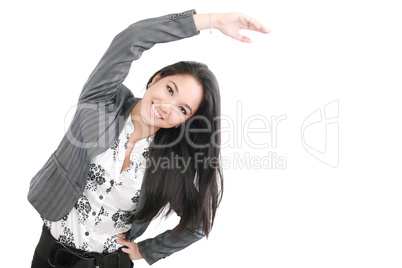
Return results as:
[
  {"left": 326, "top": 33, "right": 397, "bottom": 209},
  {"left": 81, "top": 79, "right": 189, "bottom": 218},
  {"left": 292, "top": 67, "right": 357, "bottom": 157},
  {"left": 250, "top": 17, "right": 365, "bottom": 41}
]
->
[{"left": 147, "top": 72, "right": 163, "bottom": 88}]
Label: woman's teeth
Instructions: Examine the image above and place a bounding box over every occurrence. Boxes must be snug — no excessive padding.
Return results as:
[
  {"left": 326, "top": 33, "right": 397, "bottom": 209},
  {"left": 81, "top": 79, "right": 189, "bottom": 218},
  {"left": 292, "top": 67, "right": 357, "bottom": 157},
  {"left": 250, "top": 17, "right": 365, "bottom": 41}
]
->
[{"left": 152, "top": 103, "right": 162, "bottom": 119}]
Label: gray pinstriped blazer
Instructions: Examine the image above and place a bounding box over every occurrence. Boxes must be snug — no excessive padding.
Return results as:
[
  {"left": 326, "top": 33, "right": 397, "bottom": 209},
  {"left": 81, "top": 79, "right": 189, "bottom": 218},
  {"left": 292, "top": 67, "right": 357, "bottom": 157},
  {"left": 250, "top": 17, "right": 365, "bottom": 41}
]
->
[{"left": 27, "top": 9, "right": 204, "bottom": 265}]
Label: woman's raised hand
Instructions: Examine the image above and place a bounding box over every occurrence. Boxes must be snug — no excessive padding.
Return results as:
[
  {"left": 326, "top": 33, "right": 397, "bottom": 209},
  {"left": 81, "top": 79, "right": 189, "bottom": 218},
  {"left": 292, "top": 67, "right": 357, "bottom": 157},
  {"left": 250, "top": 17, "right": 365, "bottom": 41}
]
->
[{"left": 193, "top": 13, "right": 270, "bottom": 43}]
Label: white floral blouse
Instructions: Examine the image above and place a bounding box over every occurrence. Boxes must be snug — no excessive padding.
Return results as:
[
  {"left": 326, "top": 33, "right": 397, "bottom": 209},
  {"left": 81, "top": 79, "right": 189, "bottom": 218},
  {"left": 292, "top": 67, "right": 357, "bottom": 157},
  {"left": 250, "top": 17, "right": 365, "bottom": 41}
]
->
[{"left": 43, "top": 113, "right": 153, "bottom": 253}]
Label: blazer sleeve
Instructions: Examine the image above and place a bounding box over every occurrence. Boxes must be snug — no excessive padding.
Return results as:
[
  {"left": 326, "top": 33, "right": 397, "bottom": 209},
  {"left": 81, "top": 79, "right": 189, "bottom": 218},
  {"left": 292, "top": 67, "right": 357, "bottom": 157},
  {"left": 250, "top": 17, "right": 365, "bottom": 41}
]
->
[
  {"left": 78, "top": 9, "right": 199, "bottom": 103},
  {"left": 131, "top": 176, "right": 206, "bottom": 265},
  {"left": 137, "top": 215, "right": 205, "bottom": 265}
]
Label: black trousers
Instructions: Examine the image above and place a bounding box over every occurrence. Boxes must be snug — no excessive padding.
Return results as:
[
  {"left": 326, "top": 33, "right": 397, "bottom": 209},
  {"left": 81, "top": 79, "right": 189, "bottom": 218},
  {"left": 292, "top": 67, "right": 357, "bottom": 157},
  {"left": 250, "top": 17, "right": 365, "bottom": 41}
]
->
[
  {"left": 31, "top": 249, "right": 53, "bottom": 268},
  {"left": 31, "top": 225, "right": 133, "bottom": 268}
]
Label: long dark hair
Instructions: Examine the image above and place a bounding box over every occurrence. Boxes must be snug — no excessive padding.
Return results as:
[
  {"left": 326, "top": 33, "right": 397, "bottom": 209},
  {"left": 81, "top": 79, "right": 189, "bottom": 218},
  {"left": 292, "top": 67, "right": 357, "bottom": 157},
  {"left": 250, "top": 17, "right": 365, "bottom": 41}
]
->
[{"left": 132, "top": 61, "right": 223, "bottom": 237}]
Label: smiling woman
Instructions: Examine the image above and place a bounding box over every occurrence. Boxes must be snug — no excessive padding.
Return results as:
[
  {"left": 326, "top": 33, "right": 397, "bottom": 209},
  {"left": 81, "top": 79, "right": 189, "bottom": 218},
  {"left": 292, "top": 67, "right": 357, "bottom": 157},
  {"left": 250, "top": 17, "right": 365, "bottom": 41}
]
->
[
  {"left": 28, "top": 9, "right": 269, "bottom": 268},
  {"left": 136, "top": 70, "right": 204, "bottom": 131}
]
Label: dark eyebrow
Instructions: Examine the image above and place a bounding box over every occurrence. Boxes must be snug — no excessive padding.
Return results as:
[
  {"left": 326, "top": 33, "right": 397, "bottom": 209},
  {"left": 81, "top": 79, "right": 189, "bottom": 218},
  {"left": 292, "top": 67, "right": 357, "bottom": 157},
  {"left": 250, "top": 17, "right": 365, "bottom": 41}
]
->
[
  {"left": 170, "top": 81, "right": 193, "bottom": 115},
  {"left": 171, "top": 81, "right": 179, "bottom": 94},
  {"left": 186, "top": 105, "right": 193, "bottom": 115}
]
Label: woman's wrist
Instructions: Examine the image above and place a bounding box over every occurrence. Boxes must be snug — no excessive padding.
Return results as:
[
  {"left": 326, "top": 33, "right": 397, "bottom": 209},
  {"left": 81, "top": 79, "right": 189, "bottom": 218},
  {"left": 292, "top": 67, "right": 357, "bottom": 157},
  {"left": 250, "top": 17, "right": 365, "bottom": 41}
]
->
[
  {"left": 193, "top": 13, "right": 220, "bottom": 32},
  {"left": 193, "top": 12, "right": 270, "bottom": 43}
]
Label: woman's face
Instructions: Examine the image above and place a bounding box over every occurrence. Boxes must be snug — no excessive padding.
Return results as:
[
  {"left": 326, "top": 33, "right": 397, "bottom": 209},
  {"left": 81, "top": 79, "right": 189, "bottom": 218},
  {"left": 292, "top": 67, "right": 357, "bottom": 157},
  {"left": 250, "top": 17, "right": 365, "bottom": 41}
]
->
[{"left": 139, "top": 73, "right": 204, "bottom": 129}]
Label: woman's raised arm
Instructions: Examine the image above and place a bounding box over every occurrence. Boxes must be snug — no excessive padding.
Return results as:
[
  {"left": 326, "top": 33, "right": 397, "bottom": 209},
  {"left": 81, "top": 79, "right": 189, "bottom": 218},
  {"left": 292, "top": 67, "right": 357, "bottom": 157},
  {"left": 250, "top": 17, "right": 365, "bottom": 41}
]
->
[
  {"left": 78, "top": 11, "right": 269, "bottom": 104},
  {"left": 193, "top": 13, "right": 270, "bottom": 43},
  {"left": 79, "top": 10, "right": 199, "bottom": 103}
]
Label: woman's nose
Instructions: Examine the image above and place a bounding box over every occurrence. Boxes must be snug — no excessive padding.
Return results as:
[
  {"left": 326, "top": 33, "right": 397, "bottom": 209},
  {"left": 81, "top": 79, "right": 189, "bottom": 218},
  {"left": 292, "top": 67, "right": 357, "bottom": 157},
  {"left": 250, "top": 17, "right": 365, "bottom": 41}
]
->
[{"left": 158, "top": 103, "right": 171, "bottom": 115}]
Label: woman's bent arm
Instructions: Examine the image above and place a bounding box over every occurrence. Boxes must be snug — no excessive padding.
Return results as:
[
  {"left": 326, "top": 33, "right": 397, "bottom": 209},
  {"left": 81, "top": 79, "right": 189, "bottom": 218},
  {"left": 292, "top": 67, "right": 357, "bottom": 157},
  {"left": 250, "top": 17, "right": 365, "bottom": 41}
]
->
[{"left": 79, "top": 10, "right": 198, "bottom": 103}]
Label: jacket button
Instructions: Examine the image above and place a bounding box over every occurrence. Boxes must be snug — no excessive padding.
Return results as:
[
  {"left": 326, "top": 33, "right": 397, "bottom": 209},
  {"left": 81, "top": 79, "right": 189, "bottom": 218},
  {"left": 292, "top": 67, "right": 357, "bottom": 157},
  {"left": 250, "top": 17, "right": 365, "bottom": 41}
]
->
[
  {"left": 85, "top": 232, "right": 89, "bottom": 236},
  {"left": 99, "top": 195, "right": 103, "bottom": 200},
  {"left": 170, "top": 13, "right": 185, "bottom": 21}
]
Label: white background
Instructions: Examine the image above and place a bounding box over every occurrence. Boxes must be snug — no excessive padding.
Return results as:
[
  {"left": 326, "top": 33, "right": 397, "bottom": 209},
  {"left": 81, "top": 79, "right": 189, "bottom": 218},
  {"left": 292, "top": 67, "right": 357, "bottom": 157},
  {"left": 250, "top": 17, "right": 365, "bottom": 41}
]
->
[{"left": 1, "top": 0, "right": 401, "bottom": 267}]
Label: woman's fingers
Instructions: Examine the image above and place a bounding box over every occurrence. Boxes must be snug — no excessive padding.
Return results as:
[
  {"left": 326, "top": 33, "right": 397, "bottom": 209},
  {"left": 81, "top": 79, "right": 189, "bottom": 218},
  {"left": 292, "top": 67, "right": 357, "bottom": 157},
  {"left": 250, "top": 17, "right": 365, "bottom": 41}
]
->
[
  {"left": 236, "top": 16, "right": 268, "bottom": 43},
  {"left": 116, "top": 234, "right": 143, "bottom": 260},
  {"left": 116, "top": 234, "right": 131, "bottom": 249},
  {"left": 116, "top": 239, "right": 128, "bottom": 247},
  {"left": 240, "top": 15, "right": 270, "bottom": 34},
  {"left": 121, "top": 247, "right": 130, "bottom": 254},
  {"left": 116, "top": 237, "right": 135, "bottom": 258},
  {"left": 229, "top": 30, "right": 251, "bottom": 43},
  {"left": 116, "top": 233, "right": 125, "bottom": 239},
  {"left": 216, "top": 12, "right": 270, "bottom": 43}
]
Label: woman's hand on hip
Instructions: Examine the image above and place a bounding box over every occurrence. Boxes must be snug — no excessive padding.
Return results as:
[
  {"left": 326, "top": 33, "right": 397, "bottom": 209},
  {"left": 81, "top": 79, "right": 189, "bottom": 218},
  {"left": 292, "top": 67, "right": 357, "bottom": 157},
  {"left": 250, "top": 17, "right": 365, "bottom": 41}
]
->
[
  {"left": 193, "top": 13, "right": 270, "bottom": 43},
  {"left": 116, "top": 233, "right": 143, "bottom": 260}
]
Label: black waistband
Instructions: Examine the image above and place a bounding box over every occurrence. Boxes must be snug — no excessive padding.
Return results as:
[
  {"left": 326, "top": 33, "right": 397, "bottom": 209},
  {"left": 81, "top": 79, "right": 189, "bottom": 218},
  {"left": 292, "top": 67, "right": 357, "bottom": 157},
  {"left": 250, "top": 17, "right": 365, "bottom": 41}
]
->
[{"left": 35, "top": 225, "right": 133, "bottom": 268}]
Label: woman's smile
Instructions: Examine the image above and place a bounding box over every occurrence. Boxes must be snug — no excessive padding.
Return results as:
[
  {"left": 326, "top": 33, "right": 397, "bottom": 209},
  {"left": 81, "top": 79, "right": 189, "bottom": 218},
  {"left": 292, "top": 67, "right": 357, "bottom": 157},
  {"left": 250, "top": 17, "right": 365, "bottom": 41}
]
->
[
  {"left": 140, "top": 73, "right": 204, "bottom": 129},
  {"left": 151, "top": 102, "right": 163, "bottom": 119}
]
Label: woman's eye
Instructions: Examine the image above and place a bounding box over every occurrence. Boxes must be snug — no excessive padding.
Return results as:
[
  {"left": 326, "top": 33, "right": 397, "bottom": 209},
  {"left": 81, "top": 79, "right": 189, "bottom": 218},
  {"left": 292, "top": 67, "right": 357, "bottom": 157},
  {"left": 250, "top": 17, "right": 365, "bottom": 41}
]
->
[
  {"left": 167, "top": 86, "right": 173, "bottom": 95},
  {"left": 180, "top": 107, "right": 187, "bottom": 115}
]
